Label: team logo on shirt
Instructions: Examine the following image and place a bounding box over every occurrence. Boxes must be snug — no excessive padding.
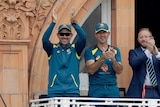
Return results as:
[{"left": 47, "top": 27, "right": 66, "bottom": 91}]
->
[
  {"left": 101, "top": 64, "right": 110, "bottom": 74},
  {"left": 67, "top": 49, "right": 71, "bottom": 54},
  {"left": 57, "top": 50, "right": 60, "bottom": 53},
  {"left": 96, "top": 56, "right": 100, "bottom": 61},
  {"left": 56, "top": 49, "right": 71, "bottom": 54}
]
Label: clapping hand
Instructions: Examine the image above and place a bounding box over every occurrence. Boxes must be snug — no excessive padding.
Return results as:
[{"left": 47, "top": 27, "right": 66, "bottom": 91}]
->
[
  {"left": 70, "top": 8, "right": 77, "bottom": 25},
  {"left": 101, "top": 47, "right": 115, "bottom": 60},
  {"left": 52, "top": 8, "right": 57, "bottom": 22},
  {"left": 108, "top": 47, "right": 116, "bottom": 59},
  {"left": 146, "top": 37, "right": 159, "bottom": 55},
  {"left": 146, "top": 37, "right": 155, "bottom": 52}
]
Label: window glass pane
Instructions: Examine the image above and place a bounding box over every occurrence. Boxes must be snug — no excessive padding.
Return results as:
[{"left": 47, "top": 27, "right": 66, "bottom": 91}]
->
[
  {"left": 73, "top": 4, "right": 101, "bottom": 47},
  {"left": 82, "top": 4, "right": 101, "bottom": 47},
  {"left": 73, "top": 4, "right": 101, "bottom": 73}
]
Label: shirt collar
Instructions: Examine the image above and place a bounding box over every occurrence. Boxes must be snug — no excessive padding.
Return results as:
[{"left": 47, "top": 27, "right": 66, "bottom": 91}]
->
[{"left": 141, "top": 47, "right": 146, "bottom": 51}]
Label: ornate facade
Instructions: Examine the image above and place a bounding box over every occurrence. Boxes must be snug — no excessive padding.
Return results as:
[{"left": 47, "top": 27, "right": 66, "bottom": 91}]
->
[{"left": 0, "top": 0, "right": 134, "bottom": 107}]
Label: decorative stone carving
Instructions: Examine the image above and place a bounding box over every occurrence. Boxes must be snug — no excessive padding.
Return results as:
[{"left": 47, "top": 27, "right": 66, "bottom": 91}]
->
[{"left": 0, "top": 0, "right": 54, "bottom": 40}]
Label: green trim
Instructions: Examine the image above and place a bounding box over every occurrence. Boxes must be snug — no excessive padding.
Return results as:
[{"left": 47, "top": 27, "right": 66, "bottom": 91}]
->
[
  {"left": 50, "top": 74, "right": 57, "bottom": 87},
  {"left": 71, "top": 74, "right": 78, "bottom": 88},
  {"left": 76, "top": 53, "right": 80, "bottom": 60},
  {"left": 48, "top": 55, "right": 52, "bottom": 60},
  {"left": 53, "top": 44, "right": 58, "bottom": 48},
  {"left": 92, "top": 48, "right": 98, "bottom": 55}
]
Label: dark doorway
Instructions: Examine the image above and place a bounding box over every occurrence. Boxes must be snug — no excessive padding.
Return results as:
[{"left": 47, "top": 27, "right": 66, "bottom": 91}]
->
[{"left": 135, "top": 0, "right": 160, "bottom": 48}]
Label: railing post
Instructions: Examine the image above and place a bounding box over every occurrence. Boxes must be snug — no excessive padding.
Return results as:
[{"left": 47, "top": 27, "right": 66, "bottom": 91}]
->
[
  {"left": 148, "top": 99, "right": 157, "bottom": 107},
  {"left": 48, "top": 99, "right": 55, "bottom": 107},
  {"left": 29, "top": 97, "right": 160, "bottom": 107},
  {"left": 61, "top": 99, "right": 70, "bottom": 107},
  {"left": 30, "top": 102, "right": 35, "bottom": 107}
]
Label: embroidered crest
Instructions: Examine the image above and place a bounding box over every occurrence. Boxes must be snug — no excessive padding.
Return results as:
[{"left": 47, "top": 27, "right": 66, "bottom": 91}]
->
[
  {"left": 101, "top": 64, "right": 110, "bottom": 74},
  {"left": 100, "top": 23, "right": 105, "bottom": 28},
  {"left": 57, "top": 50, "right": 60, "bottom": 53},
  {"left": 67, "top": 49, "right": 71, "bottom": 54}
]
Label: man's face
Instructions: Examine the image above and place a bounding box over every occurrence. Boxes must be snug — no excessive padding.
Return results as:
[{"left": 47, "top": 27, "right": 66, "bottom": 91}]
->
[
  {"left": 95, "top": 30, "right": 110, "bottom": 44},
  {"left": 57, "top": 29, "right": 72, "bottom": 46},
  {"left": 137, "top": 30, "right": 152, "bottom": 48}
]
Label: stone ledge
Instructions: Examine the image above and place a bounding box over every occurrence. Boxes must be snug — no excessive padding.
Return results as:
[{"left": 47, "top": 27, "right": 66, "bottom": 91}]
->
[{"left": 0, "top": 40, "right": 30, "bottom": 45}]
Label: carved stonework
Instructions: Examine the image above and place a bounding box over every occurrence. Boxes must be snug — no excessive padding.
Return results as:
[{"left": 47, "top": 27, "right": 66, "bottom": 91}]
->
[
  {"left": 0, "top": 0, "right": 55, "bottom": 106},
  {"left": 0, "top": 0, "right": 54, "bottom": 40}
]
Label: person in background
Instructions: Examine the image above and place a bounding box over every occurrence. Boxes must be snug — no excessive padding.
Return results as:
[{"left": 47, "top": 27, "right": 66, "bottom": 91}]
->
[
  {"left": 127, "top": 28, "right": 160, "bottom": 98},
  {"left": 42, "top": 9, "right": 86, "bottom": 98},
  {"left": 84, "top": 22, "right": 123, "bottom": 107}
]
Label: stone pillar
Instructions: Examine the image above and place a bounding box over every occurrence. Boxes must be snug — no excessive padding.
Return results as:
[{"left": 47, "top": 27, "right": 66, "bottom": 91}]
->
[
  {"left": 0, "top": 1, "right": 36, "bottom": 107},
  {"left": 0, "top": 0, "right": 54, "bottom": 106},
  {"left": 0, "top": 40, "right": 30, "bottom": 107}
]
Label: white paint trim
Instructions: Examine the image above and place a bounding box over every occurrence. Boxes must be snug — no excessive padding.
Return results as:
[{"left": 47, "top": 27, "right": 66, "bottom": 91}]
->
[{"left": 101, "top": 0, "right": 111, "bottom": 45}]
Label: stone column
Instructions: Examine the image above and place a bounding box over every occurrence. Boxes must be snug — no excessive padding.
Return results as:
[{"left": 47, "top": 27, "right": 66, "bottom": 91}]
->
[{"left": 0, "top": 40, "right": 30, "bottom": 107}]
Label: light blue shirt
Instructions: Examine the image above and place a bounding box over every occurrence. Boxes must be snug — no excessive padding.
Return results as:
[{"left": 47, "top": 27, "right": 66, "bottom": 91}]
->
[{"left": 141, "top": 47, "right": 160, "bottom": 86}]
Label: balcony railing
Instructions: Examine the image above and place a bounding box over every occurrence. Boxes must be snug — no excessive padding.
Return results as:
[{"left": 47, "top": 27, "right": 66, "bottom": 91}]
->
[{"left": 29, "top": 97, "right": 160, "bottom": 107}]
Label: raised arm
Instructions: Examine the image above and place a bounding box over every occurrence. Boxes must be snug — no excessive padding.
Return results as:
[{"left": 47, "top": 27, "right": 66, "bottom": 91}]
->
[
  {"left": 42, "top": 9, "right": 57, "bottom": 56},
  {"left": 70, "top": 9, "right": 86, "bottom": 56},
  {"left": 72, "top": 22, "right": 86, "bottom": 56}
]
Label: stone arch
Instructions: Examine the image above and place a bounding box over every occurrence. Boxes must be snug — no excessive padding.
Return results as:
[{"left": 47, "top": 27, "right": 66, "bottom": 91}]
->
[{"left": 29, "top": 0, "right": 97, "bottom": 99}]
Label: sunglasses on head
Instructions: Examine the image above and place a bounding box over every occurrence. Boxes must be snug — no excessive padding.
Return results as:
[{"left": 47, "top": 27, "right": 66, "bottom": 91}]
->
[{"left": 59, "top": 33, "right": 71, "bottom": 36}]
